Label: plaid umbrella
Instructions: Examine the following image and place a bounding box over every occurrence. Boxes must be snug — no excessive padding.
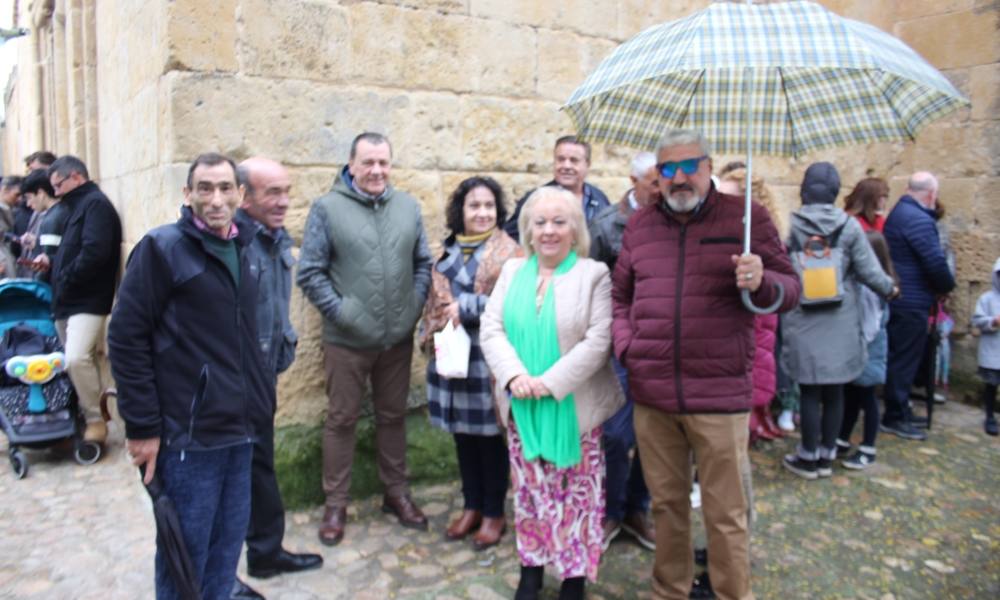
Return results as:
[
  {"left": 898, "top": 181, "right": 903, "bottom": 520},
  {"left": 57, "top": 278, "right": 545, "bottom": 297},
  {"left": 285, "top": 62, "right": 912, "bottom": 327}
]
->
[
  {"left": 563, "top": 0, "right": 968, "bottom": 313},
  {"left": 564, "top": 0, "right": 969, "bottom": 157}
]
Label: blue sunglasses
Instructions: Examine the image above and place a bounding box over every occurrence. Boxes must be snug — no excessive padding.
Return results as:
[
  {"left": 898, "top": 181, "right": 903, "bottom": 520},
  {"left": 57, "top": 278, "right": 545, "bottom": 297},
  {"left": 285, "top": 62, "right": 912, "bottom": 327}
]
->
[{"left": 657, "top": 155, "right": 708, "bottom": 178}]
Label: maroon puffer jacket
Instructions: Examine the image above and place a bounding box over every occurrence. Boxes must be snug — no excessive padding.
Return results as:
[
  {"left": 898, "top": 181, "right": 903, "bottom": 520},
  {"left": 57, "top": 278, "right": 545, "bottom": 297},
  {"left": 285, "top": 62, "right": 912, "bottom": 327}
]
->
[{"left": 611, "top": 189, "right": 800, "bottom": 414}]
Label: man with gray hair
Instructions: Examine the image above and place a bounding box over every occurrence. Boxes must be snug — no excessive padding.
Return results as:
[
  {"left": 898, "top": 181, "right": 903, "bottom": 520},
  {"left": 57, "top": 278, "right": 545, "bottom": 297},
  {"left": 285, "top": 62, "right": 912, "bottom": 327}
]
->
[
  {"left": 589, "top": 151, "right": 659, "bottom": 552},
  {"left": 612, "top": 129, "right": 799, "bottom": 600},
  {"left": 881, "top": 171, "right": 955, "bottom": 441},
  {"left": 298, "top": 132, "right": 433, "bottom": 546}
]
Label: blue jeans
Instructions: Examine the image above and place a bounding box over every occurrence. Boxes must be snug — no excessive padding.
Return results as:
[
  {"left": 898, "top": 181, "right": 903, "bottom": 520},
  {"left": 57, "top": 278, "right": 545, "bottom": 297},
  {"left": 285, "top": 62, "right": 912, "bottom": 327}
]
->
[
  {"left": 155, "top": 443, "right": 253, "bottom": 600},
  {"left": 604, "top": 358, "right": 649, "bottom": 521}
]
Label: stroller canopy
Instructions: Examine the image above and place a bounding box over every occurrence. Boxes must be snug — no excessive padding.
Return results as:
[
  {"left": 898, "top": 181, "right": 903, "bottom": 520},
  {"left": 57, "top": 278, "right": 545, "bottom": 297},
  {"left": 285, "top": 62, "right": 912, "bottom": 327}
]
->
[{"left": 0, "top": 280, "right": 56, "bottom": 337}]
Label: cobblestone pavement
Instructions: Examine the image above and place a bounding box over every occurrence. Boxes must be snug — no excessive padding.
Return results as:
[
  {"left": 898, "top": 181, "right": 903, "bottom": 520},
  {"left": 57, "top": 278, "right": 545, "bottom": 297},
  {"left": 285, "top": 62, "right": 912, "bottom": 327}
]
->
[{"left": 1, "top": 400, "right": 997, "bottom": 599}]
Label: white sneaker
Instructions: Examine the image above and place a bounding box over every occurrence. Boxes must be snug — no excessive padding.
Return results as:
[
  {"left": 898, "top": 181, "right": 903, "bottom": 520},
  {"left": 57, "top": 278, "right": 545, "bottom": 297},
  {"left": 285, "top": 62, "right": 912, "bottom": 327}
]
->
[
  {"left": 690, "top": 483, "right": 701, "bottom": 509},
  {"left": 778, "top": 410, "right": 795, "bottom": 432}
]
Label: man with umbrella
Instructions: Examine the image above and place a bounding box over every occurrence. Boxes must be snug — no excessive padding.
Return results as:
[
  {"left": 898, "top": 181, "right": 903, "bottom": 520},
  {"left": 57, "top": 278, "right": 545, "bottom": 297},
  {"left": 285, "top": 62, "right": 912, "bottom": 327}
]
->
[
  {"left": 612, "top": 129, "right": 799, "bottom": 600},
  {"left": 109, "top": 152, "right": 274, "bottom": 600}
]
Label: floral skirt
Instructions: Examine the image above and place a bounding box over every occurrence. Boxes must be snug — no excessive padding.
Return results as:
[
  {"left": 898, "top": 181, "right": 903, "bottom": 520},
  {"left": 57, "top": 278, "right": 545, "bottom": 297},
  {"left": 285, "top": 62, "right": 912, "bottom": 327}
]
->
[{"left": 508, "top": 419, "right": 604, "bottom": 581}]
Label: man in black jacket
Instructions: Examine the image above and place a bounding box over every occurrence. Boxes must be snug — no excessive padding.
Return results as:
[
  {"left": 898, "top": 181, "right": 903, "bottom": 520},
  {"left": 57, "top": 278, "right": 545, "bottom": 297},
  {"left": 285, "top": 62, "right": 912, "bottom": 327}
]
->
[
  {"left": 109, "top": 153, "right": 274, "bottom": 600},
  {"left": 46, "top": 156, "right": 122, "bottom": 445},
  {"left": 502, "top": 135, "right": 610, "bottom": 241}
]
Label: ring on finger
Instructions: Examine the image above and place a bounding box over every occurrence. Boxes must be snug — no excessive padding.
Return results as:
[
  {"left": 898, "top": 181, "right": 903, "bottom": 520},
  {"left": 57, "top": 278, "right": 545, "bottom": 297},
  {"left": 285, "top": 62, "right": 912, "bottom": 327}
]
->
[{"left": 744, "top": 272, "right": 754, "bottom": 280}]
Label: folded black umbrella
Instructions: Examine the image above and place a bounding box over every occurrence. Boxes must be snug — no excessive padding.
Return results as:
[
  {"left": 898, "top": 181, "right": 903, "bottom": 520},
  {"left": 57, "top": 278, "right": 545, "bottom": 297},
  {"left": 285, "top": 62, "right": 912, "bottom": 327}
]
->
[
  {"left": 144, "top": 470, "right": 203, "bottom": 600},
  {"left": 141, "top": 366, "right": 208, "bottom": 600}
]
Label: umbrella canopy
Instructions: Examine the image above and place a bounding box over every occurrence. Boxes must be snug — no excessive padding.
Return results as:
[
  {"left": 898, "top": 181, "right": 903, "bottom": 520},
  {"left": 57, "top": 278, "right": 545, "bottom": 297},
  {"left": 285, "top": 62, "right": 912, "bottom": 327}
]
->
[{"left": 564, "top": 0, "right": 970, "bottom": 157}]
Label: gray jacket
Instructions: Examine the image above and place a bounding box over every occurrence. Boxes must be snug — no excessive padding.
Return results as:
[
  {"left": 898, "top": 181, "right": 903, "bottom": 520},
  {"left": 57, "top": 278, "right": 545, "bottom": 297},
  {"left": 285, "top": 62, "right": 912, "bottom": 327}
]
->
[
  {"left": 588, "top": 191, "right": 636, "bottom": 271},
  {"left": 781, "top": 204, "right": 895, "bottom": 385},
  {"left": 238, "top": 209, "right": 297, "bottom": 376},
  {"left": 297, "top": 166, "right": 433, "bottom": 350},
  {"left": 973, "top": 257, "right": 1000, "bottom": 371}
]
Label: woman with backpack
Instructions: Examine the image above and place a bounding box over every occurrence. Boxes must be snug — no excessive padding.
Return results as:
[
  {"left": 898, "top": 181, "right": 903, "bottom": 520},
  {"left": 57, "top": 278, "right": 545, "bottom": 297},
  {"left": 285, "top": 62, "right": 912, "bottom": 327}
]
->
[{"left": 781, "top": 162, "right": 896, "bottom": 480}]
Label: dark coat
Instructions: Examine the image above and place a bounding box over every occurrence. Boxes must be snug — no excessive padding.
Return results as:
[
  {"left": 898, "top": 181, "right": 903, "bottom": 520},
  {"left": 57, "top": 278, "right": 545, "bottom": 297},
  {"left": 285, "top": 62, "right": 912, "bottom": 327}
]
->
[
  {"left": 50, "top": 181, "right": 122, "bottom": 319},
  {"left": 611, "top": 188, "right": 800, "bottom": 414},
  {"left": 108, "top": 207, "right": 273, "bottom": 450},
  {"left": 236, "top": 209, "right": 297, "bottom": 376},
  {"left": 883, "top": 195, "right": 955, "bottom": 313},
  {"left": 503, "top": 180, "right": 610, "bottom": 242}
]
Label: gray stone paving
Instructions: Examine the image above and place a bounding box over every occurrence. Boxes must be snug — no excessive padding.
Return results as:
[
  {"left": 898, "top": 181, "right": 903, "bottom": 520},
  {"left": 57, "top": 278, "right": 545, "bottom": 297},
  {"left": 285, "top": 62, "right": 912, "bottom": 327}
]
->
[{"left": 1, "top": 400, "right": 998, "bottom": 599}]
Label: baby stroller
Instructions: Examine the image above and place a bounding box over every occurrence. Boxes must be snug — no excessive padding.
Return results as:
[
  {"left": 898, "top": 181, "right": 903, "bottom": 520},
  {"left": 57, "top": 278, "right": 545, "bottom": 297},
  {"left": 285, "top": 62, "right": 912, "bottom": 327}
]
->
[{"left": 0, "top": 279, "right": 101, "bottom": 478}]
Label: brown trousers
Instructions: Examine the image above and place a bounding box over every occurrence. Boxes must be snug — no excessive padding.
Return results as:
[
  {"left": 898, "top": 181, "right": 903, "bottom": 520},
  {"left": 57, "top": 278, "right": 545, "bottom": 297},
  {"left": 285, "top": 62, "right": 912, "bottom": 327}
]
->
[
  {"left": 322, "top": 340, "right": 413, "bottom": 508},
  {"left": 634, "top": 404, "right": 753, "bottom": 600}
]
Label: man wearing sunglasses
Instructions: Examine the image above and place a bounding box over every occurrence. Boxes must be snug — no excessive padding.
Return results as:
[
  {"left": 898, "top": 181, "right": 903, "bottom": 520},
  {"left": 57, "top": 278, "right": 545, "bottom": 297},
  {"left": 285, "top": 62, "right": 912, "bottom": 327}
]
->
[{"left": 611, "top": 129, "right": 799, "bottom": 600}]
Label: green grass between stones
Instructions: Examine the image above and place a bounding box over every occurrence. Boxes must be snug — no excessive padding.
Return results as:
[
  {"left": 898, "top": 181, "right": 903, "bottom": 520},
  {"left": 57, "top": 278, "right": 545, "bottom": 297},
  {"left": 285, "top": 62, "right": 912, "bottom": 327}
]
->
[{"left": 274, "top": 409, "right": 458, "bottom": 509}]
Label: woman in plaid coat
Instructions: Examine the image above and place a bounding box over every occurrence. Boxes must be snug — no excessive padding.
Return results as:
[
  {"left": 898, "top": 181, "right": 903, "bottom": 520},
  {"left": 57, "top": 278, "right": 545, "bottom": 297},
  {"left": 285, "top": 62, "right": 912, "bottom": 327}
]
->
[{"left": 419, "top": 176, "right": 522, "bottom": 550}]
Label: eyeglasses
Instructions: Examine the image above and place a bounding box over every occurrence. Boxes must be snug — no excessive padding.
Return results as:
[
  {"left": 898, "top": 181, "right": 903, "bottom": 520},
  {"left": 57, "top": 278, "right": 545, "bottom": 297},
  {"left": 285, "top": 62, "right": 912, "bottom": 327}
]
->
[
  {"left": 657, "top": 156, "right": 708, "bottom": 179},
  {"left": 50, "top": 176, "right": 69, "bottom": 191}
]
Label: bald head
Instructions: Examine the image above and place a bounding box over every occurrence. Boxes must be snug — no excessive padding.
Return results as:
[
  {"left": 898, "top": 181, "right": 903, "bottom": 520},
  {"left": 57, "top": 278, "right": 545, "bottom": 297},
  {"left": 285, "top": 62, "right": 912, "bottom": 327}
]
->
[
  {"left": 906, "top": 171, "right": 939, "bottom": 209},
  {"left": 238, "top": 156, "right": 291, "bottom": 230}
]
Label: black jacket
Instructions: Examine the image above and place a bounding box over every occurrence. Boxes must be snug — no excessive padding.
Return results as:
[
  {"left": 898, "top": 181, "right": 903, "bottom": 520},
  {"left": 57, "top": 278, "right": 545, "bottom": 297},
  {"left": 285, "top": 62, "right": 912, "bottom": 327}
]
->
[
  {"left": 108, "top": 207, "right": 273, "bottom": 450},
  {"left": 50, "top": 181, "right": 122, "bottom": 319},
  {"left": 502, "top": 180, "right": 610, "bottom": 242}
]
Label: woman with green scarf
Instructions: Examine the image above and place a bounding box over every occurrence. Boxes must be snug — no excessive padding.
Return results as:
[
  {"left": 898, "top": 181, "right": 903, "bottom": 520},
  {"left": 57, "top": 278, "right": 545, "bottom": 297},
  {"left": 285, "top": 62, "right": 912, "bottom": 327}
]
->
[{"left": 481, "top": 186, "right": 624, "bottom": 600}]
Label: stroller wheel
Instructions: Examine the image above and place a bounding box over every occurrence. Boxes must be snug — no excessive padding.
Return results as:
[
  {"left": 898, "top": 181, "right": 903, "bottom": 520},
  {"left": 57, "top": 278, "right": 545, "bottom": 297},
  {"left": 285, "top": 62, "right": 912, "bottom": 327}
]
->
[
  {"left": 74, "top": 440, "right": 102, "bottom": 465},
  {"left": 9, "top": 449, "right": 28, "bottom": 479}
]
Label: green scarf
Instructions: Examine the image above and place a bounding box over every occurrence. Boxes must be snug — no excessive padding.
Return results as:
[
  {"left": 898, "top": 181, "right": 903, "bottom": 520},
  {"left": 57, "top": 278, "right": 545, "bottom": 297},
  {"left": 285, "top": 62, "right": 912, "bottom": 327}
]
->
[{"left": 503, "top": 252, "right": 581, "bottom": 467}]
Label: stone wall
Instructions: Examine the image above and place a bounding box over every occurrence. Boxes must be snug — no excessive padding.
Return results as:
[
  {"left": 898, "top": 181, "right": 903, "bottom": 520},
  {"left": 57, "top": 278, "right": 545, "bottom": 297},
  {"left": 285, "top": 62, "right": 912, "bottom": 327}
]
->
[{"left": 3, "top": 0, "right": 998, "bottom": 427}]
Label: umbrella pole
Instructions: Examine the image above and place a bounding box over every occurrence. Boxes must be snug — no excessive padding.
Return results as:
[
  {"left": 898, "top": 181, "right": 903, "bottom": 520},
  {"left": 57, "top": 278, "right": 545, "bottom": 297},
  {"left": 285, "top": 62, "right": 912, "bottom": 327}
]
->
[{"left": 739, "top": 47, "right": 784, "bottom": 314}]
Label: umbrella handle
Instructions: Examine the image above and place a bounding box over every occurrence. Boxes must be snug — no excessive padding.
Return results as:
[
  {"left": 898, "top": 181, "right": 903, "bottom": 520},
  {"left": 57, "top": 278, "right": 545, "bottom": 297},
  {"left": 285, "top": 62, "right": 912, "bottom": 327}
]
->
[{"left": 740, "top": 283, "right": 784, "bottom": 315}]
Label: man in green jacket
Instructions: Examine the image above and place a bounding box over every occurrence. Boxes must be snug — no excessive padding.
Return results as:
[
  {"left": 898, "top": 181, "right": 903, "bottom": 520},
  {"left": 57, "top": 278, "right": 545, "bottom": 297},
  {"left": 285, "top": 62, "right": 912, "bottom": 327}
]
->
[{"left": 297, "top": 132, "right": 433, "bottom": 546}]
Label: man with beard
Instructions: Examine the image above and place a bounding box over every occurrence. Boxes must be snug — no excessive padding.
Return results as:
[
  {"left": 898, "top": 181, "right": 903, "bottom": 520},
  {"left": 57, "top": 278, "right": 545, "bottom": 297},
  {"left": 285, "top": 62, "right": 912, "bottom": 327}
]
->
[
  {"left": 611, "top": 129, "right": 799, "bottom": 600},
  {"left": 503, "top": 135, "right": 610, "bottom": 241}
]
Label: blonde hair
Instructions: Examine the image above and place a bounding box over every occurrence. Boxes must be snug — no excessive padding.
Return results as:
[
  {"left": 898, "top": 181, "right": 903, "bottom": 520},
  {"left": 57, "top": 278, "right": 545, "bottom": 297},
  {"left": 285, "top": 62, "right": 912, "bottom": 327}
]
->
[
  {"left": 719, "top": 168, "right": 786, "bottom": 237},
  {"left": 518, "top": 186, "right": 590, "bottom": 258}
]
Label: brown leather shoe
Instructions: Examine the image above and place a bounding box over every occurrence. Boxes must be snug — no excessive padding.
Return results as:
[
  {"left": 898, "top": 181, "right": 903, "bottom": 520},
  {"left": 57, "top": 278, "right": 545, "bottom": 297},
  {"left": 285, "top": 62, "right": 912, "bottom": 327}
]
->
[
  {"left": 381, "top": 493, "right": 429, "bottom": 531},
  {"left": 318, "top": 505, "right": 347, "bottom": 546},
  {"left": 621, "top": 511, "right": 656, "bottom": 551},
  {"left": 471, "top": 516, "right": 506, "bottom": 551},
  {"left": 446, "top": 509, "right": 482, "bottom": 540}
]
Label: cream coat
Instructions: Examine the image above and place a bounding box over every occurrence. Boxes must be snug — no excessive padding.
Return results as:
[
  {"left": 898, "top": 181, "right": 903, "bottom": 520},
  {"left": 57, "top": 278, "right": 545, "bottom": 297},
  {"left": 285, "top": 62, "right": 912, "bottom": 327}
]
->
[{"left": 481, "top": 256, "right": 625, "bottom": 435}]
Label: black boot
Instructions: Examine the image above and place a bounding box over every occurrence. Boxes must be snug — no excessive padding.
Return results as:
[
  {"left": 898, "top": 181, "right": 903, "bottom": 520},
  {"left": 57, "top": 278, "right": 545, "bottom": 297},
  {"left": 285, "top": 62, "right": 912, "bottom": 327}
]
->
[
  {"left": 514, "top": 565, "right": 544, "bottom": 600},
  {"left": 557, "top": 576, "right": 585, "bottom": 600}
]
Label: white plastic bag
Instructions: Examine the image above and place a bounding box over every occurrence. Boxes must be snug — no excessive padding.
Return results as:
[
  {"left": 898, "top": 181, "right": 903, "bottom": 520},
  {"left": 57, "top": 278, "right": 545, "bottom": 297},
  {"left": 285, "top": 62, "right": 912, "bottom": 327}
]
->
[{"left": 433, "top": 320, "right": 471, "bottom": 379}]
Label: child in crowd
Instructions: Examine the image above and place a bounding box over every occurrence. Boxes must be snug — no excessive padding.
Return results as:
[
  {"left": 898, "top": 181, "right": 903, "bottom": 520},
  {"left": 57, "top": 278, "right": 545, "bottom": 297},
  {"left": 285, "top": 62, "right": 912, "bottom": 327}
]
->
[
  {"left": 934, "top": 300, "right": 954, "bottom": 402},
  {"left": 837, "top": 231, "right": 897, "bottom": 468},
  {"left": 972, "top": 258, "right": 1000, "bottom": 436}
]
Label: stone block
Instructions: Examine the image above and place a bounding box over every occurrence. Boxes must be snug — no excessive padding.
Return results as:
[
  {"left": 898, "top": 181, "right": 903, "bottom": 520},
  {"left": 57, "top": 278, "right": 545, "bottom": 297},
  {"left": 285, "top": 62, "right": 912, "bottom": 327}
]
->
[
  {"left": 966, "top": 63, "right": 1000, "bottom": 121},
  {"left": 821, "top": 0, "right": 895, "bottom": 33},
  {"left": 907, "top": 120, "right": 999, "bottom": 178},
  {"left": 536, "top": 29, "right": 616, "bottom": 103},
  {"left": 894, "top": 8, "right": 1000, "bottom": 70},
  {"left": 348, "top": 3, "right": 535, "bottom": 97},
  {"left": 951, "top": 230, "right": 1000, "bottom": 291},
  {"left": 166, "top": 0, "right": 238, "bottom": 73},
  {"left": 97, "top": 0, "right": 167, "bottom": 102},
  {"left": 470, "top": 0, "right": 618, "bottom": 38},
  {"left": 237, "top": 0, "right": 350, "bottom": 82},
  {"left": 168, "top": 75, "right": 463, "bottom": 170},
  {"left": 458, "top": 96, "right": 571, "bottom": 172},
  {"left": 893, "top": 0, "right": 975, "bottom": 22},
  {"left": 616, "top": 0, "right": 707, "bottom": 40},
  {"left": 276, "top": 287, "right": 328, "bottom": 426}
]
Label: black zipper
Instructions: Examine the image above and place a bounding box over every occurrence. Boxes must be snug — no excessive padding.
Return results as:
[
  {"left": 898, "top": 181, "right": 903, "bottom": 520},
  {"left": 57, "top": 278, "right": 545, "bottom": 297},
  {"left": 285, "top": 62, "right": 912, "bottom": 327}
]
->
[{"left": 674, "top": 224, "right": 687, "bottom": 413}]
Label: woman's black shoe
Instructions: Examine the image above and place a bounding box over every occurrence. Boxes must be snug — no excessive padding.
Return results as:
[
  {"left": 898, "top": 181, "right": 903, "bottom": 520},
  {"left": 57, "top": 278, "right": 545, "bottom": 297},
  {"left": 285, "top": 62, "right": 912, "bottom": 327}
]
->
[{"left": 514, "top": 565, "right": 544, "bottom": 600}]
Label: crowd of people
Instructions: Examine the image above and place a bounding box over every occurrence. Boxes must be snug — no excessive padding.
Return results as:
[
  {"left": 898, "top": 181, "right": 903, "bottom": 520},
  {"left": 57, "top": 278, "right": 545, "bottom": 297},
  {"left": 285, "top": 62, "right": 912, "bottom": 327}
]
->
[{"left": 0, "top": 128, "right": 997, "bottom": 600}]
